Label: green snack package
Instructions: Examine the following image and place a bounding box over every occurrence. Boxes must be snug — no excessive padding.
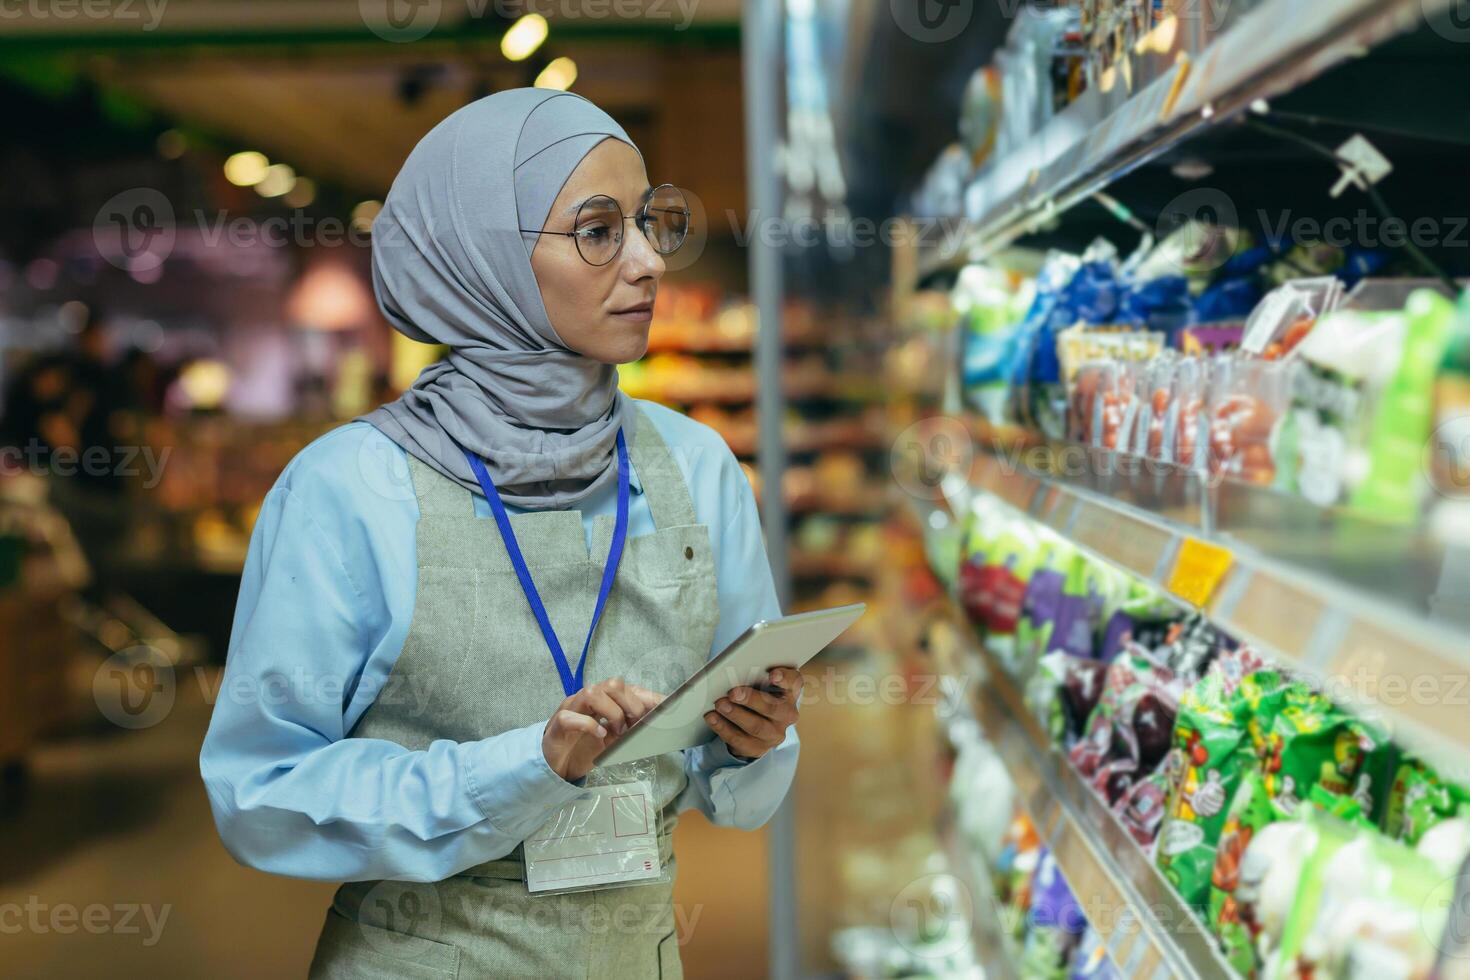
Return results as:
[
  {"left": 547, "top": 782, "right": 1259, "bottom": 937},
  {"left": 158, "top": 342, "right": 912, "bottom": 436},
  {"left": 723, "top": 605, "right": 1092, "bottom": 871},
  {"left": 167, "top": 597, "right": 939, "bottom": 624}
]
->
[
  {"left": 1303, "top": 783, "right": 1371, "bottom": 826},
  {"left": 1157, "top": 671, "right": 1288, "bottom": 911},
  {"left": 1251, "top": 683, "right": 1369, "bottom": 815},
  {"left": 1349, "top": 721, "right": 1398, "bottom": 828},
  {"left": 1384, "top": 758, "right": 1470, "bottom": 845},
  {"left": 1209, "top": 771, "right": 1292, "bottom": 977},
  {"left": 1350, "top": 289, "right": 1459, "bottom": 522}
]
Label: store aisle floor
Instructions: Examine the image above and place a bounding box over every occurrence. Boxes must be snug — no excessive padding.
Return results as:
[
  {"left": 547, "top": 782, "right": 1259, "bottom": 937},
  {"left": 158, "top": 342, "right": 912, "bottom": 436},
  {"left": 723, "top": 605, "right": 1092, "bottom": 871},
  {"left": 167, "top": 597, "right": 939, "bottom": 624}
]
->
[{"left": 0, "top": 670, "right": 767, "bottom": 978}]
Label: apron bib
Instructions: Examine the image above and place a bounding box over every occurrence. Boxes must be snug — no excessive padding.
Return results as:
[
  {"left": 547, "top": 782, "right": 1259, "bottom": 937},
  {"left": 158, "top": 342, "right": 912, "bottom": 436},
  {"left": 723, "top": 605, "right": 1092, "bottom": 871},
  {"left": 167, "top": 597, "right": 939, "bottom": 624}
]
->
[{"left": 308, "top": 405, "right": 720, "bottom": 979}]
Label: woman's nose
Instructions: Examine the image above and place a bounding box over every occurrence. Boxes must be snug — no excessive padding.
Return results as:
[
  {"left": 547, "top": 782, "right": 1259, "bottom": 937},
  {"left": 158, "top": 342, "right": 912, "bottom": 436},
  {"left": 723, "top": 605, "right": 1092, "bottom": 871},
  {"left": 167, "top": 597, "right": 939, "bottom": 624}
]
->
[{"left": 621, "top": 220, "right": 666, "bottom": 281}]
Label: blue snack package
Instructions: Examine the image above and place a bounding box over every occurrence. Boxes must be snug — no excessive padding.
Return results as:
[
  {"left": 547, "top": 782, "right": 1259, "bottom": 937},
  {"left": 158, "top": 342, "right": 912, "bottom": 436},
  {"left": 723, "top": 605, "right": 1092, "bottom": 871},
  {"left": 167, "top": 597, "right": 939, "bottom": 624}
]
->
[{"left": 1120, "top": 274, "right": 1192, "bottom": 339}]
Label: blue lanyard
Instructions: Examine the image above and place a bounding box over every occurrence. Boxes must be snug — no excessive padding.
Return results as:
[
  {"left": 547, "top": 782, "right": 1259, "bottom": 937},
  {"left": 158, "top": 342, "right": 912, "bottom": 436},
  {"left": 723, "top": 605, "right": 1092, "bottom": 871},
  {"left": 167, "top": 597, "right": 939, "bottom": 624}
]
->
[{"left": 462, "top": 429, "right": 629, "bottom": 698}]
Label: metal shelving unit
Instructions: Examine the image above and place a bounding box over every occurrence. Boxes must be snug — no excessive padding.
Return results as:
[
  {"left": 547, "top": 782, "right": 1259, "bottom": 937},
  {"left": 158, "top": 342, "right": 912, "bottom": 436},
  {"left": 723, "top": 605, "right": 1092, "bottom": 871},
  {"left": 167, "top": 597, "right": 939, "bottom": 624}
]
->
[
  {"left": 931, "top": 607, "right": 1239, "bottom": 980},
  {"left": 918, "top": 0, "right": 1457, "bottom": 276},
  {"left": 942, "top": 446, "right": 1470, "bottom": 782}
]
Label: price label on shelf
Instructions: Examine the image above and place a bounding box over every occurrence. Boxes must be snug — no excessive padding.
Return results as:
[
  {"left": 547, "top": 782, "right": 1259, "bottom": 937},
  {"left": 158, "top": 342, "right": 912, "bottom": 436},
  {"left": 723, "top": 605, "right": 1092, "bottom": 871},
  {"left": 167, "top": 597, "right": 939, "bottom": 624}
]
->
[{"left": 1167, "top": 537, "right": 1234, "bottom": 608}]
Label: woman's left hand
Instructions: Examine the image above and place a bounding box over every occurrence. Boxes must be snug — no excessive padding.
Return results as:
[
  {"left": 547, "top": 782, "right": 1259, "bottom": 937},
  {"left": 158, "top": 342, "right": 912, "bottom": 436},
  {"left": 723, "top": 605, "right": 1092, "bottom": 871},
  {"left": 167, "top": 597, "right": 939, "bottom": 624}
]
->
[{"left": 705, "top": 667, "right": 801, "bottom": 761}]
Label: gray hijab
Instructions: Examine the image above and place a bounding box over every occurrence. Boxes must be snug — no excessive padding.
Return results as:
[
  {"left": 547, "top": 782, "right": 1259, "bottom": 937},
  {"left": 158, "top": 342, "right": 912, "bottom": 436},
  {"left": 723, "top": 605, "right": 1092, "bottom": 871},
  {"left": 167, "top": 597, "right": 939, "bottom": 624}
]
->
[{"left": 359, "top": 88, "right": 639, "bottom": 510}]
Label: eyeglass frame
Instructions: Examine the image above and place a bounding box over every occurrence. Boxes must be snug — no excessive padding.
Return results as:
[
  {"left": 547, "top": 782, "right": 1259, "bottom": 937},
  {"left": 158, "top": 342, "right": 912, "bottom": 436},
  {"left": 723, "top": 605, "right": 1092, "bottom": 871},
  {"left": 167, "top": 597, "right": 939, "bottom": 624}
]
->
[{"left": 519, "top": 183, "right": 691, "bottom": 267}]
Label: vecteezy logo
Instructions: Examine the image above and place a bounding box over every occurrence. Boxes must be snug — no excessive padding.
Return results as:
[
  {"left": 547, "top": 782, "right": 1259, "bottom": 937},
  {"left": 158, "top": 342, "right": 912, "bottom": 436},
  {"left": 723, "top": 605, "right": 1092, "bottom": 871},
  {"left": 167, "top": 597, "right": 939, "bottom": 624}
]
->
[
  {"left": 93, "top": 188, "right": 175, "bottom": 272},
  {"left": 890, "top": 873, "right": 975, "bottom": 959},
  {"left": 93, "top": 645, "right": 176, "bottom": 730},
  {"left": 1428, "top": 418, "right": 1470, "bottom": 499},
  {"left": 1426, "top": 0, "right": 1470, "bottom": 43},
  {"left": 1154, "top": 187, "right": 1240, "bottom": 274},
  {"left": 359, "top": 881, "right": 444, "bottom": 956},
  {"left": 356, "top": 431, "right": 417, "bottom": 504},
  {"left": 622, "top": 646, "right": 703, "bottom": 732},
  {"left": 891, "top": 416, "right": 974, "bottom": 502},
  {"left": 890, "top": 0, "right": 974, "bottom": 43},
  {"left": 1423, "top": 869, "right": 1470, "bottom": 960},
  {"left": 359, "top": 0, "right": 442, "bottom": 43},
  {"left": 657, "top": 186, "right": 708, "bottom": 275}
]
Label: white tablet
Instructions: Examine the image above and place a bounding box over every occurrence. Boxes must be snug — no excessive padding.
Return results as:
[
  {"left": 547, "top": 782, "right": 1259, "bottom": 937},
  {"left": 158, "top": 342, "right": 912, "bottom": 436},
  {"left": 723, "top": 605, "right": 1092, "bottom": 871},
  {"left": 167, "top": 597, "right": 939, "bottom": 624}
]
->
[{"left": 594, "top": 602, "right": 866, "bottom": 767}]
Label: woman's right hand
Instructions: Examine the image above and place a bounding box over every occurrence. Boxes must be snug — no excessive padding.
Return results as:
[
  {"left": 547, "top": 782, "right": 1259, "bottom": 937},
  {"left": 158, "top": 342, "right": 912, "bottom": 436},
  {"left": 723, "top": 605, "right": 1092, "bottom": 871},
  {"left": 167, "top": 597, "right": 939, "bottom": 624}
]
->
[{"left": 542, "top": 677, "right": 663, "bottom": 783}]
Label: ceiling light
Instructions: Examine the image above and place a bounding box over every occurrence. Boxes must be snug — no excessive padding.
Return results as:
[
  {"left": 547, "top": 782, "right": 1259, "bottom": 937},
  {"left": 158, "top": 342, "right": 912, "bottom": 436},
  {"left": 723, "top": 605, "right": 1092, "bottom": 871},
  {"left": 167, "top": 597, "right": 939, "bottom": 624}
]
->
[
  {"left": 224, "top": 151, "right": 269, "bottom": 187},
  {"left": 535, "top": 57, "right": 578, "bottom": 91},
  {"left": 284, "top": 177, "right": 317, "bottom": 209},
  {"left": 352, "top": 200, "right": 383, "bottom": 235},
  {"left": 255, "top": 164, "right": 296, "bottom": 198},
  {"left": 501, "top": 14, "right": 548, "bottom": 62},
  {"left": 157, "top": 129, "right": 187, "bottom": 160}
]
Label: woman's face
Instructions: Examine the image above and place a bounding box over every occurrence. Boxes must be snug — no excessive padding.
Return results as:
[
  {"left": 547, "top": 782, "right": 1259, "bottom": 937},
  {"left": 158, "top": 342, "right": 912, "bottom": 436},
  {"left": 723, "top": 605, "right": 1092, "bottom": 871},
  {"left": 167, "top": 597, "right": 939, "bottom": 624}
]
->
[{"left": 530, "top": 138, "right": 666, "bottom": 364}]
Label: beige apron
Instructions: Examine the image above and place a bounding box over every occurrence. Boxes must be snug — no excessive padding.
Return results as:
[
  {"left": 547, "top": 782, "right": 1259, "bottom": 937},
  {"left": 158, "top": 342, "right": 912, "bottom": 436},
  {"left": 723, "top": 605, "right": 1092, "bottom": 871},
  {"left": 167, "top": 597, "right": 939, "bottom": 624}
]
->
[{"left": 308, "top": 405, "right": 720, "bottom": 979}]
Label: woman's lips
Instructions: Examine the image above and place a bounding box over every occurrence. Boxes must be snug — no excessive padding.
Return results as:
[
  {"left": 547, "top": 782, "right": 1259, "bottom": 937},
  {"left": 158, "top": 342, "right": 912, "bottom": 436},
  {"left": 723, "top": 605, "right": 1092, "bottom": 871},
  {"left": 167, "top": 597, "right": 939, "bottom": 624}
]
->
[{"left": 610, "top": 304, "right": 653, "bottom": 323}]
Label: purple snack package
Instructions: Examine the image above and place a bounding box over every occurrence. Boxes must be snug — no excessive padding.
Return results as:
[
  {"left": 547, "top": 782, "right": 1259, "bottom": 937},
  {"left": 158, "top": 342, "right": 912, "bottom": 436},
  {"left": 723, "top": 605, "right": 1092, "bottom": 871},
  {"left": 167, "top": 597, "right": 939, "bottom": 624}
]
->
[
  {"left": 1029, "top": 849, "right": 1087, "bottom": 933},
  {"left": 1026, "top": 567, "right": 1066, "bottom": 635}
]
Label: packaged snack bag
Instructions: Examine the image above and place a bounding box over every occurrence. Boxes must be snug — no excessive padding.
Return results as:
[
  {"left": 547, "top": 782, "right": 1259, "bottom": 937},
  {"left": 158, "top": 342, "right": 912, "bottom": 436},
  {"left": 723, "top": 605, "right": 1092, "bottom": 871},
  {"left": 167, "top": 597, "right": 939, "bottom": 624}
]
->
[
  {"left": 1097, "top": 581, "right": 1179, "bottom": 663},
  {"left": 956, "top": 500, "right": 1006, "bottom": 626},
  {"left": 1157, "top": 671, "right": 1288, "bottom": 911},
  {"left": 1070, "top": 647, "right": 1183, "bottom": 806},
  {"left": 1117, "top": 750, "right": 1184, "bottom": 848},
  {"left": 1021, "top": 850, "right": 1087, "bottom": 979},
  {"left": 1070, "top": 361, "right": 1107, "bottom": 444},
  {"left": 1136, "top": 353, "right": 1178, "bottom": 460},
  {"left": 959, "top": 264, "right": 1032, "bottom": 423},
  {"left": 1165, "top": 357, "right": 1210, "bottom": 466},
  {"left": 1271, "top": 291, "right": 1457, "bottom": 518},
  {"left": 1384, "top": 758, "right": 1470, "bottom": 846},
  {"left": 1028, "top": 651, "right": 1108, "bottom": 747},
  {"left": 1271, "top": 816, "right": 1447, "bottom": 980},
  {"left": 1208, "top": 356, "right": 1293, "bottom": 485},
  {"left": 1050, "top": 549, "right": 1107, "bottom": 660},
  {"left": 1248, "top": 819, "right": 1321, "bottom": 973},
  {"left": 1120, "top": 273, "right": 1192, "bottom": 340},
  {"left": 1349, "top": 289, "right": 1459, "bottom": 521},
  {"left": 1349, "top": 721, "right": 1398, "bottom": 828},
  {"left": 1016, "top": 534, "right": 1070, "bottom": 666},
  {"left": 1204, "top": 642, "right": 1269, "bottom": 699},
  {"left": 993, "top": 810, "right": 1042, "bottom": 931},
  {"left": 1209, "top": 771, "right": 1293, "bottom": 977},
  {"left": 1416, "top": 816, "right": 1470, "bottom": 876},
  {"left": 1014, "top": 242, "right": 1122, "bottom": 439},
  {"left": 1273, "top": 306, "right": 1405, "bottom": 506},
  {"left": 1154, "top": 614, "right": 1225, "bottom": 685},
  {"left": 1006, "top": 251, "right": 1083, "bottom": 429},
  {"left": 1250, "top": 682, "right": 1371, "bottom": 814},
  {"left": 1190, "top": 242, "right": 1270, "bottom": 324},
  {"left": 1428, "top": 289, "right": 1470, "bottom": 507}
]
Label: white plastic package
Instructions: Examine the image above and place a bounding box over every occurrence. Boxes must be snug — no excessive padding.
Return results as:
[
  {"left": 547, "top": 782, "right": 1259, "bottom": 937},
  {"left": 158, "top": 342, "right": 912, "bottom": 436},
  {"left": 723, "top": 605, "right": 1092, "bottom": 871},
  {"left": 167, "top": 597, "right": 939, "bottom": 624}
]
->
[{"left": 522, "top": 759, "right": 668, "bottom": 895}]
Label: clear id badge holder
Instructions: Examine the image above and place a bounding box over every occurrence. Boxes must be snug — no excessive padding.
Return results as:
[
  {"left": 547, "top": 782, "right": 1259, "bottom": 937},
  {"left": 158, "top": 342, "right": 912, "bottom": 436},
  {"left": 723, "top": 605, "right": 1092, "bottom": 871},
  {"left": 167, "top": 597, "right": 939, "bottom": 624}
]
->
[{"left": 523, "top": 759, "right": 667, "bottom": 895}]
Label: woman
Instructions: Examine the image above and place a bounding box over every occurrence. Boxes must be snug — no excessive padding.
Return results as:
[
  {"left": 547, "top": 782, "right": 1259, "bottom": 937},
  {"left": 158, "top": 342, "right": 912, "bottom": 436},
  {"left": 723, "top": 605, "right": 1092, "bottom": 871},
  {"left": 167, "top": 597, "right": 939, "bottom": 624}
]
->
[{"left": 199, "top": 89, "right": 799, "bottom": 978}]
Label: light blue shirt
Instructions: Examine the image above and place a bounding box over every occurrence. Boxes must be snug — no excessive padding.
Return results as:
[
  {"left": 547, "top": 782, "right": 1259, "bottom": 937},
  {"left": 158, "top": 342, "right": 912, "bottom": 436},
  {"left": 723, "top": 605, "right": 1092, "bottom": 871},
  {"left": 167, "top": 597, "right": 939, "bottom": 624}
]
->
[{"left": 199, "top": 399, "right": 796, "bottom": 883}]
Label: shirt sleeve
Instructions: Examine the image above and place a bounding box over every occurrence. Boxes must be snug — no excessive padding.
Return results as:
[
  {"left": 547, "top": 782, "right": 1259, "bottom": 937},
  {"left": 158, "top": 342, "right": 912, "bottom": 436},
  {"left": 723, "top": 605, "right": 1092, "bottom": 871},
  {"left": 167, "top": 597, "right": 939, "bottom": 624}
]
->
[
  {"left": 198, "top": 484, "right": 585, "bottom": 882},
  {"left": 677, "top": 462, "right": 799, "bottom": 830}
]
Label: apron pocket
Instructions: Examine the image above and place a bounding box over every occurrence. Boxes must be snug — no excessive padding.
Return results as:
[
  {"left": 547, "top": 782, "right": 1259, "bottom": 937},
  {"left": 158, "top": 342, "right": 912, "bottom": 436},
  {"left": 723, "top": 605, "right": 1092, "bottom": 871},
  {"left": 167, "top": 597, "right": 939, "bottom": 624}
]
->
[
  {"left": 657, "top": 929, "right": 682, "bottom": 980},
  {"left": 309, "top": 907, "right": 461, "bottom": 980}
]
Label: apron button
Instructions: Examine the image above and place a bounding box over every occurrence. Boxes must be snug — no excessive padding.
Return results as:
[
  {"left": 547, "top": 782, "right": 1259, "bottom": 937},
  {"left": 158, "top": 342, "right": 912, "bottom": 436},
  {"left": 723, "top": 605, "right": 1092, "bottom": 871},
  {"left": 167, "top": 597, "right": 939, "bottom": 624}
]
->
[{"left": 684, "top": 546, "right": 694, "bottom": 560}]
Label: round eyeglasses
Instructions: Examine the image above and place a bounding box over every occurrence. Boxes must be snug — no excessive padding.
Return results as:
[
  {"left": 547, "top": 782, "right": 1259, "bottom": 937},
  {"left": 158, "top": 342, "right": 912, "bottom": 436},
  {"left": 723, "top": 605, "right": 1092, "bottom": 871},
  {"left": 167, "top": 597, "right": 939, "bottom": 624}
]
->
[{"left": 521, "top": 183, "right": 690, "bottom": 267}]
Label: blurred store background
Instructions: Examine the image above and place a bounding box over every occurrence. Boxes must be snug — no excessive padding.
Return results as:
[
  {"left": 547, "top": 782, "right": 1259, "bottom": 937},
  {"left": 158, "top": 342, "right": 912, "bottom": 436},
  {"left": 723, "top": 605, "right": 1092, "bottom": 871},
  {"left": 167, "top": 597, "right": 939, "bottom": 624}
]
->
[{"left": 7, "top": 1, "right": 1470, "bottom": 979}]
